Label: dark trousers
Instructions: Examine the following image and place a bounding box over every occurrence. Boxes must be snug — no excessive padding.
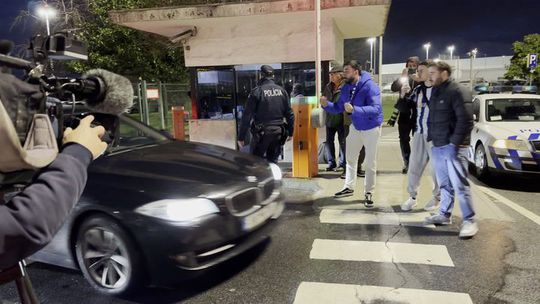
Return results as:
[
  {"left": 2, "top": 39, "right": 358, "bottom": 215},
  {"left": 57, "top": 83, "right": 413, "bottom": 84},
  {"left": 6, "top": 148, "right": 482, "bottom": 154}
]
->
[
  {"left": 252, "top": 126, "right": 283, "bottom": 164},
  {"left": 398, "top": 121, "right": 414, "bottom": 168},
  {"left": 325, "top": 125, "right": 347, "bottom": 168}
]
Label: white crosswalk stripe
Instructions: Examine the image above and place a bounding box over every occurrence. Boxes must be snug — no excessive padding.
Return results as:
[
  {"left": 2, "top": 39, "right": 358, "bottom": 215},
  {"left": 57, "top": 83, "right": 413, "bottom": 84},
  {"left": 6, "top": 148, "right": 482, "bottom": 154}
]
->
[
  {"left": 320, "top": 209, "right": 436, "bottom": 228},
  {"left": 293, "top": 282, "right": 474, "bottom": 304},
  {"left": 378, "top": 131, "right": 401, "bottom": 143},
  {"left": 291, "top": 142, "right": 474, "bottom": 303},
  {"left": 310, "top": 239, "right": 455, "bottom": 267}
]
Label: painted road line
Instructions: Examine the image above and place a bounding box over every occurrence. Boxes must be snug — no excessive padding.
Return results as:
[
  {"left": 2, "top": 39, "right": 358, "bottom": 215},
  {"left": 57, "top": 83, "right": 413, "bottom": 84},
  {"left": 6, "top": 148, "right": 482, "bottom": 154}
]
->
[
  {"left": 310, "top": 239, "right": 455, "bottom": 267},
  {"left": 293, "top": 282, "right": 473, "bottom": 304},
  {"left": 477, "top": 185, "right": 540, "bottom": 226},
  {"left": 320, "top": 209, "right": 436, "bottom": 228}
]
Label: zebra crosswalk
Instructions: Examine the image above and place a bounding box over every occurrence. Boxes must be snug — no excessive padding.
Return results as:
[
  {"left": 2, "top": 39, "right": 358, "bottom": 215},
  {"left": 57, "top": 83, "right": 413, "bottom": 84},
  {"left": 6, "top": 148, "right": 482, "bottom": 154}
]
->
[
  {"left": 294, "top": 282, "right": 474, "bottom": 304},
  {"left": 378, "top": 131, "right": 401, "bottom": 144},
  {"left": 310, "top": 239, "right": 455, "bottom": 267},
  {"left": 292, "top": 197, "right": 474, "bottom": 304}
]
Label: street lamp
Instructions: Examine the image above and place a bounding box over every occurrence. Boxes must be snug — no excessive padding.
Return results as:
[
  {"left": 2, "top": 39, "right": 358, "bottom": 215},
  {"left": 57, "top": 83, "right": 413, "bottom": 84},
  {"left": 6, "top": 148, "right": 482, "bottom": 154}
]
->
[
  {"left": 367, "top": 38, "right": 376, "bottom": 73},
  {"left": 468, "top": 48, "right": 478, "bottom": 89},
  {"left": 423, "top": 43, "right": 431, "bottom": 60},
  {"left": 37, "top": 4, "right": 56, "bottom": 35},
  {"left": 447, "top": 45, "right": 455, "bottom": 60}
]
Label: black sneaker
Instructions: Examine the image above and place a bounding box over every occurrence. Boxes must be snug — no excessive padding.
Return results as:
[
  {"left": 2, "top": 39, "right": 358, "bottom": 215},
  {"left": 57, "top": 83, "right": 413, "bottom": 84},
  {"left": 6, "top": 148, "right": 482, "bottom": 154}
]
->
[
  {"left": 326, "top": 165, "right": 337, "bottom": 172},
  {"left": 334, "top": 188, "right": 354, "bottom": 198},
  {"left": 357, "top": 170, "right": 365, "bottom": 177},
  {"left": 364, "top": 192, "right": 374, "bottom": 208}
]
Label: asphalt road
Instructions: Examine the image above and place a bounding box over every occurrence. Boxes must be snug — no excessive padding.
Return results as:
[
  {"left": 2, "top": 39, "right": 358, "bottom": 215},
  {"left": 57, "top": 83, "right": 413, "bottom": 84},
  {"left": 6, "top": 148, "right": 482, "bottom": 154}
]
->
[{"left": 1, "top": 128, "right": 539, "bottom": 304}]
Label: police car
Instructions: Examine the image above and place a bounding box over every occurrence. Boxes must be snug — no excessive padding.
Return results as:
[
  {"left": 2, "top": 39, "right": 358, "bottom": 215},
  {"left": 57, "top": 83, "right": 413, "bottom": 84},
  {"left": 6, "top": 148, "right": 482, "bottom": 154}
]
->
[{"left": 469, "top": 85, "right": 540, "bottom": 179}]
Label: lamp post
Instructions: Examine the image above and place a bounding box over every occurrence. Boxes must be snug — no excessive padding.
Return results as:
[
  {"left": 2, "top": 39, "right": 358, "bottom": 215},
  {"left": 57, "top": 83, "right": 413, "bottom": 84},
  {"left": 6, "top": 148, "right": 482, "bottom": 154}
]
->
[
  {"left": 447, "top": 45, "right": 455, "bottom": 61},
  {"left": 468, "top": 48, "right": 478, "bottom": 89},
  {"left": 37, "top": 4, "right": 56, "bottom": 35},
  {"left": 367, "top": 38, "right": 376, "bottom": 73},
  {"left": 423, "top": 42, "right": 431, "bottom": 60}
]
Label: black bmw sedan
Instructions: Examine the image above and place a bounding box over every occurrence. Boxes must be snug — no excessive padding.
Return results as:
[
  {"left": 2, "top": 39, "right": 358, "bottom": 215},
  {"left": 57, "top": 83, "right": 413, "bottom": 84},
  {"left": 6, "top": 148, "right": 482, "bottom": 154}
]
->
[{"left": 30, "top": 112, "right": 285, "bottom": 296}]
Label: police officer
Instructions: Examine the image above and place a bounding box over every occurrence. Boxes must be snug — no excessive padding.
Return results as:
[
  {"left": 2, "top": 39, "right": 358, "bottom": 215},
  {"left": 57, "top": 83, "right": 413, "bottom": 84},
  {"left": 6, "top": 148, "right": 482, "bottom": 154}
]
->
[{"left": 238, "top": 65, "right": 295, "bottom": 163}]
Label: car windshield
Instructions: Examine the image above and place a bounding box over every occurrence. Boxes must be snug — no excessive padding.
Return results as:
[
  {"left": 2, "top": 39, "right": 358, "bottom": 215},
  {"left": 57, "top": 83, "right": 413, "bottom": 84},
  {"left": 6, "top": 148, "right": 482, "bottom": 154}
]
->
[
  {"left": 113, "top": 115, "right": 170, "bottom": 150},
  {"left": 486, "top": 98, "right": 540, "bottom": 122}
]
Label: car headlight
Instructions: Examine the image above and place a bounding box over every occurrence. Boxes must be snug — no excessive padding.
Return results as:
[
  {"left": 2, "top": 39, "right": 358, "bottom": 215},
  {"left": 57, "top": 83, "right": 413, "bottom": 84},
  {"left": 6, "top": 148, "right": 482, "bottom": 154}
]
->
[
  {"left": 269, "top": 163, "right": 282, "bottom": 181},
  {"left": 492, "top": 139, "right": 530, "bottom": 151},
  {"left": 135, "top": 198, "right": 219, "bottom": 222}
]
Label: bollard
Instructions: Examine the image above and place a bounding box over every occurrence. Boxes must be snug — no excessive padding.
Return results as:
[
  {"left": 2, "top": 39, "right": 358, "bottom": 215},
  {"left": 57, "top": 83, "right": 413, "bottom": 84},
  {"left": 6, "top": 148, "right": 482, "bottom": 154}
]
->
[
  {"left": 172, "top": 106, "right": 186, "bottom": 140},
  {"left": 292, "top": 96, "right": 318, "bottom": 178}
]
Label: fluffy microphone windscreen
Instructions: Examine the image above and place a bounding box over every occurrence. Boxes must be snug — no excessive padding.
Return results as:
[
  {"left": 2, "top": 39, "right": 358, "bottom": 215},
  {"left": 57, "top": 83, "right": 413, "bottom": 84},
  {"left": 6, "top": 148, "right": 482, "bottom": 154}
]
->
[{"left": 83, "top": 69, "right": 134, "bottom": 115}]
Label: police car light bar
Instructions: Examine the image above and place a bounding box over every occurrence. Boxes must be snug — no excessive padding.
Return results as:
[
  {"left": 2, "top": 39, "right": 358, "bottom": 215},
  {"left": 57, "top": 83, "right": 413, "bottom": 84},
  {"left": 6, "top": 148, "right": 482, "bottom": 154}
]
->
[{"left": 474, "top": 84, "right": 538, "bottom": 94}]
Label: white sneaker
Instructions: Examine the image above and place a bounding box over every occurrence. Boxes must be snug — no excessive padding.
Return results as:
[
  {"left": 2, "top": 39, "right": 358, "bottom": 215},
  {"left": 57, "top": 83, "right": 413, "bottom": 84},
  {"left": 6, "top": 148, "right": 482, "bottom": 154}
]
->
[
  {"left": 424, "top": 214, "right": 452, "bottom": 225},
  {"left": 400, "top": 197, "right": 417, "bottom": 211},
  {"left": 423, "top": 198, "right": 439, "bottom": 211},
  {"left": 459, "top": 220, "right": 479, "bottom": 238}
]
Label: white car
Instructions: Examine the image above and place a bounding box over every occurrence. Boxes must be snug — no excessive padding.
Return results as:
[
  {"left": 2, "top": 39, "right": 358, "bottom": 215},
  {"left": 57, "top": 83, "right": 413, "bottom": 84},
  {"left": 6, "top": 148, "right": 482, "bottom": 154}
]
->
[{"left": 469, "top": 93, "right": 540, "bottom": 179}]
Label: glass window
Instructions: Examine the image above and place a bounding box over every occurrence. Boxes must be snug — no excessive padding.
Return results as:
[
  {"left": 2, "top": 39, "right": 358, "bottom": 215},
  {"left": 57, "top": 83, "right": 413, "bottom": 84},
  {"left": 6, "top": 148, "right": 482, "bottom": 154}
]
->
[
  {"left": 486, "top": 98, "right": 540, "bottom": 122},
  {"left": 115, "top": 115, "right": 169, "bottom": 149},
  {"left": 473, "top": 98, "right": 480, "bottom": 122},
  {"left": 283, "top": 62, "right": 316, "bottom": 97},
  {"left": 196, "top": 68, "right": 235, "bottom": 120}
]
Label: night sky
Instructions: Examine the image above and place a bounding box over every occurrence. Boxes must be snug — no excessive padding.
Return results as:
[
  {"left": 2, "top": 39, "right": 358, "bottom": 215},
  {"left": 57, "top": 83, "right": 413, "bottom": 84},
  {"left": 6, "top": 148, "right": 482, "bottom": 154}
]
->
[{"left": 1, "top": 0, "right": 539, "bottom": 63}]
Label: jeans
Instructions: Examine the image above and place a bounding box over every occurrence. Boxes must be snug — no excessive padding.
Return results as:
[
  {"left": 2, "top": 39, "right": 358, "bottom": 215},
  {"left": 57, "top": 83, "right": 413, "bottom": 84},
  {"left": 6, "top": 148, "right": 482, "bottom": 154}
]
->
[
  {"left": 431, "top": 144, "right": 475, "bottom": 220},
  {"left": 325, "top": 125, "right": 347, "bottom": 167}
]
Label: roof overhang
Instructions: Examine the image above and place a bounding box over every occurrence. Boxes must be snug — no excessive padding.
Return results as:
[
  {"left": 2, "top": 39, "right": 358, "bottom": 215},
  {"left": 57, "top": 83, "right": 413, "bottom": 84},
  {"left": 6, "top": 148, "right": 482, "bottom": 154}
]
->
[{"left": 110, "top": 0, "right": 391, "bottom": 67}]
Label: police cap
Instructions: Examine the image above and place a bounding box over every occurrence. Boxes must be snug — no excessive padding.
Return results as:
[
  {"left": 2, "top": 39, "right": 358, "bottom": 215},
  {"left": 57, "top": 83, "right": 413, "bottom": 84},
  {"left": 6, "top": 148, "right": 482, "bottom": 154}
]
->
[{"left": 261, "top": 65, "right": 274, "bottom": 77}]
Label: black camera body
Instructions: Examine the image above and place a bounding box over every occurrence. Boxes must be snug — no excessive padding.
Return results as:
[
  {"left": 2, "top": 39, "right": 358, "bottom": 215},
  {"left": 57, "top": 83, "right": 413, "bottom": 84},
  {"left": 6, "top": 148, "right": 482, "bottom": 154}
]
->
[{"left": 28, "top": 31, "right": 88, "bottom": 64}]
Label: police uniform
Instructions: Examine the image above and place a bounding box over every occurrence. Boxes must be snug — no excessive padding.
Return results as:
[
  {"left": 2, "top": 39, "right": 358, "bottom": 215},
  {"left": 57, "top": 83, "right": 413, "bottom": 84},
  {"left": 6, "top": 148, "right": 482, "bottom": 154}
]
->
[{"left": 238, "top": 65, "right": 295, "bottom": 163}]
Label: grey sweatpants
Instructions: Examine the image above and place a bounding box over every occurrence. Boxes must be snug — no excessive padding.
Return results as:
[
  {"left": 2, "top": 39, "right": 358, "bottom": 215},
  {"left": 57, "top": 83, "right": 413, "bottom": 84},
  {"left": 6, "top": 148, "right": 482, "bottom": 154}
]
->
[{"left": 407, "top": 133, "right": 440, "bottom": 201}]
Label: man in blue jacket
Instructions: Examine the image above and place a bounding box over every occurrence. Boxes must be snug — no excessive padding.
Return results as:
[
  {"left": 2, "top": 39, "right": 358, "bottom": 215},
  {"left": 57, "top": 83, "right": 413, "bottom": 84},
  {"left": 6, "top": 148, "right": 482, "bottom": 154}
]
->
[{"left": 320, "top": 61, "right": 383, "bottom": 208}]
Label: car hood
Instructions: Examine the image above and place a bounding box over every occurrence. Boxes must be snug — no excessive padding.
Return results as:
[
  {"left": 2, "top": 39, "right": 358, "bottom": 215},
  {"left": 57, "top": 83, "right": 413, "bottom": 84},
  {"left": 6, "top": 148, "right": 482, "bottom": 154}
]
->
[
  {"left": 87, "top": 141, "right": 274, "bottom": 199},
  {"left": 482, "top": 122, "right": 540, "bottom": 141}
]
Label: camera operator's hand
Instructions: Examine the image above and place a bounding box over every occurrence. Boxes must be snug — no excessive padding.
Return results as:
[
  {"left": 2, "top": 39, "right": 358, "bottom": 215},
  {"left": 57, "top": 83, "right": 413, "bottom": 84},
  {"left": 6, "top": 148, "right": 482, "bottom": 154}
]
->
[{"left": 63, "top": 115, "right": 107, "bottom": 160}]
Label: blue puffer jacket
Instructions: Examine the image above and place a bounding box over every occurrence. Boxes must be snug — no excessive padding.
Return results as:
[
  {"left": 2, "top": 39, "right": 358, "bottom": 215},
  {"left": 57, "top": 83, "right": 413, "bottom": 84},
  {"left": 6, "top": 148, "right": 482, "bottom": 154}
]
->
[{"left": 322, "top": 71, "right": 383, "bottom": 131}]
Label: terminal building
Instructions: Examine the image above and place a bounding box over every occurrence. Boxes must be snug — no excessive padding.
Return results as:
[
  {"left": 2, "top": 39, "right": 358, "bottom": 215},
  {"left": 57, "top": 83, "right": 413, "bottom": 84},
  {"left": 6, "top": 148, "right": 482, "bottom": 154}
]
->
[
  {"left": 110, "top": 0, "right": 391, "bottom": 151},
  {"left": 381, "top": 55, "right": 512, "bottom": 89}
]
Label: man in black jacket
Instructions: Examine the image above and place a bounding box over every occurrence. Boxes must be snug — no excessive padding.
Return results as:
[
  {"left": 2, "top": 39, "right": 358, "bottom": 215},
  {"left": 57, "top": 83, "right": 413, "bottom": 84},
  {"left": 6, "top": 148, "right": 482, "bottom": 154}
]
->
[
  {"left": 323, "top": 65, "right": 347, "bottom": 171},
  {"left": 388, "top": 56, "right": 420, "bottom": 174},
  {"left": 424, "top": 61, "right": 477, "bottom": 239},
  {"left": 238, "top": 65, "right": 295, "bottom": 163},
  {"left": 0, "top": 115, "right": 107, "bottom": 269}
]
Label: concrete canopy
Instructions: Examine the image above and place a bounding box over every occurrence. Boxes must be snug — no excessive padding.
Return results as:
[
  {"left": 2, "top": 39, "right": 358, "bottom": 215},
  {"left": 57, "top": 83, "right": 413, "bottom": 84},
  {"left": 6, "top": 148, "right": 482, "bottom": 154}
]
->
[{"left": 110, "top": 0, "right": 391, "bottom": 67}]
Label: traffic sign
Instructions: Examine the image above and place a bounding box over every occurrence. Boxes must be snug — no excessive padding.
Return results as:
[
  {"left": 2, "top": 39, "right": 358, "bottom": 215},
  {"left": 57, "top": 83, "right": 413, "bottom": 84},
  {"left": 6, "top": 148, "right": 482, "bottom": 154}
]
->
[{"left": 528, "top": 54, "right": 538, "bottom": 69}]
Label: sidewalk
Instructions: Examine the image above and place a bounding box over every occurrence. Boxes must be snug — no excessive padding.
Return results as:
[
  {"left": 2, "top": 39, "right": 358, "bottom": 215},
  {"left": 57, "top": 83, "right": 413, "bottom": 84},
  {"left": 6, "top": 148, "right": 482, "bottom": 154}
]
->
[{"left": 280, "top": 130, "right": 514, "bottom": 223}]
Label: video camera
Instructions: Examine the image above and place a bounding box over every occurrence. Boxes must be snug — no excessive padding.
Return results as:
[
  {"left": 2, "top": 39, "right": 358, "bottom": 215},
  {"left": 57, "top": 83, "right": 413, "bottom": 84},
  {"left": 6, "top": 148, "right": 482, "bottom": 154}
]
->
[{"left": 0, "top": 31, "right": 133, "bottom": 176}]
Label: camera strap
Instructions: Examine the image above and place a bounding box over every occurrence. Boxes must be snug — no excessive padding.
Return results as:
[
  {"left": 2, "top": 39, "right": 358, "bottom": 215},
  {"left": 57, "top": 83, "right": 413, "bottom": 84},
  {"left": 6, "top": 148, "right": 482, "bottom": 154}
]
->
[{"left": 0, "top": 98, "right": 58, "bottom": 173}]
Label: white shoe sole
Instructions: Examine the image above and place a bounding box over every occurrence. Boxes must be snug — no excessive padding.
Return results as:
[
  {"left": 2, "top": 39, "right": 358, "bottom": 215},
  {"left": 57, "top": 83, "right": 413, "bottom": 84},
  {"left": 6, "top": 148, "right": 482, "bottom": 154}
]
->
[
  {"left": 424, "top": 218, "right": 452, "bottom": 225},
  {"left": 401, "top": 202, "right": 417, "bottom": 212},
  {"left": 334, "top": 193, "right": 354, "bottom": 198},
  {"left": 459, "top": 227, "right": 479, "bottom": 238},
  {"left": 423, "top": 204, "right": 439, "bottom": 211}
]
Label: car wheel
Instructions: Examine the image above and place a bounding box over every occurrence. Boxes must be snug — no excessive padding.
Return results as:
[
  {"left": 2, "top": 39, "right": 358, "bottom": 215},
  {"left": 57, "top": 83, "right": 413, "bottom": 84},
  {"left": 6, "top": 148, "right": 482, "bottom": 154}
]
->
[
  {"left": 75, "top": 215, "right": 145, "bottom": 296},
  {"left": 474, "top": 144, "right": 490, "bottom": 180}
]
